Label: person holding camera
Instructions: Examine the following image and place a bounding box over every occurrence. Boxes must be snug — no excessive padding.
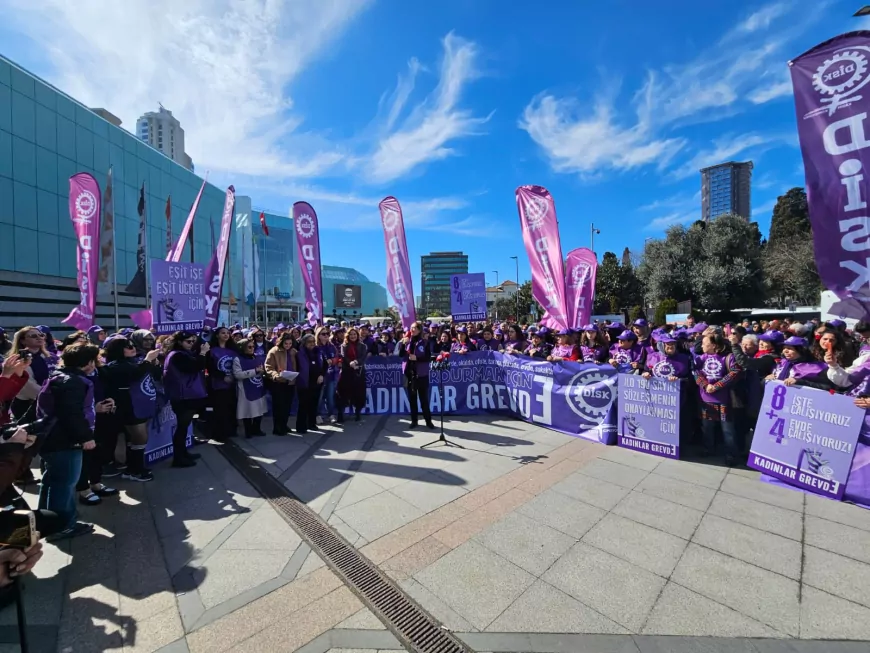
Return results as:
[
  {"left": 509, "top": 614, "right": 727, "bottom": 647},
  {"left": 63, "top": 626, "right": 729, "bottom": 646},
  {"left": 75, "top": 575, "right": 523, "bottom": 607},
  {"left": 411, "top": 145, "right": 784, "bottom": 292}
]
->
[
  {"left": 337, "top": 327, "right": 368, "bottom": 423},
  {"left": 36, "top": 343, "right": 104, "bottom": 541},
  {"left": 163, "top": 332, "right": 209, "bottom": 468},
  {"left": 1, "top": 355, "right": 30, "bottom": 427}
]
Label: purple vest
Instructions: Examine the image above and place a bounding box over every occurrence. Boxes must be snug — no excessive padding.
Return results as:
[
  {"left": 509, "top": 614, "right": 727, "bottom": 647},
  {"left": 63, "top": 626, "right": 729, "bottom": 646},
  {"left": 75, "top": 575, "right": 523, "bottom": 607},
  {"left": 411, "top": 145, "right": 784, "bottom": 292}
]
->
[
  {"left": 580, "top": 344, "right": 607, "bottom": 363},
  {"left": 610, "top": 343, "right": 642, "bottom": 373},
  {"left": 129, "top": 370, "right": 158, "bottom": 419},
  {"left": 774, "top": 359, "right": 827, "bottom": 382},
  {"left": 209, "top": 346, "right": 238, "bottom": 391},
  {"left": 321, "top": 343, "right": 339, "bottom": 383},
  {"left": 403, "top": 339, "right": 430, "bottom": 377},
  {"left": 551, "top": 344, "right": 576, "bottom": 359},
  {"left": 647, "top": 351, "right": 691, "bottom": 379},
  {"left": 504, "top": 340, "right": 528, "bottom": 355},
  {"left": 695, "top": 353, "right": 733, "bottom": 404},
  {"left": 163, "top": 350, "right": 207, "bottom": 401},
  {"left": 237, "top": 356, "right": 266, "bottom": 401},
  {"left": 252, "top": 341, "right": 268, "bottom": 361},
  {"left": 476, "top": 338, "right": 500, "bottom": 352}
]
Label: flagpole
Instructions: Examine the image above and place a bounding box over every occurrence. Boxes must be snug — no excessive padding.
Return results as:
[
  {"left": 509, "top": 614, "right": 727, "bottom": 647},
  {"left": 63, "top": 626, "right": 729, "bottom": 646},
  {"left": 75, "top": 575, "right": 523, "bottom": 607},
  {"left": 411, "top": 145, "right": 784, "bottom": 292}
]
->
[
  {"left": 262, "top": 235, "right": 268, "bottom": 332},
  {"left": 110, "top": 166, "right": 119, "bottom": 332},
  {"left": 144, "top": 181, "right": 151, "bottom": 312}
]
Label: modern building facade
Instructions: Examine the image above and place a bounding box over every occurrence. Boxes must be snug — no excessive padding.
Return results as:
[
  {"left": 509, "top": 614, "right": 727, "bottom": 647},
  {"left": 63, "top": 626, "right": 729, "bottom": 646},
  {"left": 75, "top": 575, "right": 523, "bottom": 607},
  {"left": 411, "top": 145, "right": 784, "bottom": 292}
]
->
[
  {"left": 322, "top": 266, "right": 389, "bottom": 319},
  {"left": 0, "top": 55, "right": 231, "bottom": 333},
  {"left": 421, "top": 251, "right": 468, "bottom": 316},
  {"left": 700, "top": 160, "right": 753, "bottom": 221},
  {"left": 137, "top": 105, "right": 194, "bottom": 171}
]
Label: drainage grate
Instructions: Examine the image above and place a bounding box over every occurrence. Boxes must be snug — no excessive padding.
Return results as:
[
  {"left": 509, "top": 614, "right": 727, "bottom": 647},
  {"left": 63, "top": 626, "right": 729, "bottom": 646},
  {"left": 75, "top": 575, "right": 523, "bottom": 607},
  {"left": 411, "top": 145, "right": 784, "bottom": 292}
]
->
[{"left": 217, "top": 436, "right": 475, "bottom": 653}]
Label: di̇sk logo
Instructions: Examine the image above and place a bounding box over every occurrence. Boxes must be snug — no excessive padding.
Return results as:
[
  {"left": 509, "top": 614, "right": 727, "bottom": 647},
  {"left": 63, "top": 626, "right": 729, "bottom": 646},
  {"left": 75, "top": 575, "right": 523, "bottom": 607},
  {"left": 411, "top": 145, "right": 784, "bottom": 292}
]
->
[
  {"left": 74, "top": 190, "right": 98, "bottom": 225},
  {"left": 614, "top": 350, "right": 631, "bottom": 364},
  {"left": 381, "top": 205, "right": 400, "bottom": 232},
  {"left": 702, "top": 357, "right": 724, "bottom": 380},
  {"left": 521, "top": 192, "right": 549, "bottom": 231},
  {"left": 809, "top": 47, "right": 870, "bottom": 116},
  {"left": 217, "top": 355, "right": 234, "bottom": 374},
  {"left": 296, "top": 213, "right": 316, "bottom": 239},
  {"left": 140, "top": 375, "right": 157, "bottom": 399},
  {"left": 565, "top": 369, "right": 616, "bottom": 424},
  {"left": 570, "top": 263, "right": 591, "bottom": 289},
  {"left": 652, "top": 360, "right": 675, "bottom": 378},
  {"left": 250, "top": 374, "right": 264, "bottom": 387}
]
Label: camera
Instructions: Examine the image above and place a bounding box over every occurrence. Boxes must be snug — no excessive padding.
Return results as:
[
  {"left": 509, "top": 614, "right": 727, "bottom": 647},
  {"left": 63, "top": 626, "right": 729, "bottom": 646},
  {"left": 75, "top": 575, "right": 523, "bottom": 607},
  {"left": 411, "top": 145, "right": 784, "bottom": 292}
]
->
[
  {"left": 0, "top": 511, "right": 37, "bottom": 550},
  {"left": 18, "top": 351, "right": 31, "bottom": 363},
  {"left": 0, "top": 419, "right": 48, "bottom": 442}
]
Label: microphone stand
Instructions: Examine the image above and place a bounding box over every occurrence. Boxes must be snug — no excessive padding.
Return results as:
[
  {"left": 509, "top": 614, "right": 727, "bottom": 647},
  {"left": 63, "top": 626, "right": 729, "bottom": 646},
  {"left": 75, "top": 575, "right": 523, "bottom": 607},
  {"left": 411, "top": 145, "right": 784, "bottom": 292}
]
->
[{"left": 422, "top": 354, "right": 464, "bottom": 449}]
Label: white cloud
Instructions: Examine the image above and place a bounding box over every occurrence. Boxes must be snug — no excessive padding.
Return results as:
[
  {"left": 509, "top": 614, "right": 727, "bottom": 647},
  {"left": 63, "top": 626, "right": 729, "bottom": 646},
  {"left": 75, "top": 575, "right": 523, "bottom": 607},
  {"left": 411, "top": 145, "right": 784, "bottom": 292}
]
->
[
  {"left": 5, "top": 0, "right": 370, "bottom": 178},
  {"left": 367, "top": 32, "right": 490, "bottom": 183},
  {"left": 672, "top": 133, "right": 790, "bottom": 180},
  {"left": 751, "top": 198, "right": 778, "bottom": 219},
  {"left": 733, "top": 2, "right": 790, "bottom": 34},
  {"left": 748, "top": 79, "right": 792, "bottom": 104},
  {"left": 645, "top": 212, "right": 698, "bottom": 232},
  {"left": 638, "top": 190, "right": 701, "bottom": 212}
]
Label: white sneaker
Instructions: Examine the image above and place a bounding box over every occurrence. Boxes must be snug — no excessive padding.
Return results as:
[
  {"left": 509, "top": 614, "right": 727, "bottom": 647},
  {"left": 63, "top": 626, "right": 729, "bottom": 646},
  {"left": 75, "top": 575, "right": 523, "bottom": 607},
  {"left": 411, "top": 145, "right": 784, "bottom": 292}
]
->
[{"left": 315, "top": 416, "right": 324, "bottom": 425}]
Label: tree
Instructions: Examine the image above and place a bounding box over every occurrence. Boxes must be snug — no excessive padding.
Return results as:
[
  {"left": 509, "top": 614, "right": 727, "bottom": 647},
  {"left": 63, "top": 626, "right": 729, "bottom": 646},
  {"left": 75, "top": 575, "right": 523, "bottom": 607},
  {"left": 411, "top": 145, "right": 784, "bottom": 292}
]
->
[
  {"left": 385, "top": 307, "right": 399, "bottom": 324},
  {"left": 373, "top": 308, "right": 382, "bottom": 317},
  {"left": 654, "top": 298, "right": 678, "bottom": 325},
  {"left": 495, "top": 281, "right": 540, "bottom": 323},
  {"left": 764, "top": 187, "right": 820, "bottom": 305},
  {"left": 595, "top": 252, "right": 622, "bottom": 314}
]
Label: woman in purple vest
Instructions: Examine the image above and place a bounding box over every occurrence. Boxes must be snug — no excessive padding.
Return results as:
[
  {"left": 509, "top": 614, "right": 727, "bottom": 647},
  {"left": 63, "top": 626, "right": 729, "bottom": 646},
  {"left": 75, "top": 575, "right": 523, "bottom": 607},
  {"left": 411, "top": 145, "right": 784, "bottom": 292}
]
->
[
  {"left": 99, "top": 336, "right": 163, "bottom": 482},
  {"left": 316, "top": 327, "right": 340, "bottom": 424},
  {"left": 232, "top": 339, "right": 268, "bottom": 437},
  {"left": 206, "top": 327, "right": 239, "bottom": 441},
  {"left": 163, "top": 331, "right": 210, "bottom": 468},
  {"left": 296, "top": 334, "right": 326, "bottom": 434},
  {"left": 694, "top": 332, "right": 742, "bottom": 465},
  {"left": 764, "top": 336, "right": 833, "bottom": 390},
  {"left": 401, "top": 322, "right": 435, "bottom": 429}
]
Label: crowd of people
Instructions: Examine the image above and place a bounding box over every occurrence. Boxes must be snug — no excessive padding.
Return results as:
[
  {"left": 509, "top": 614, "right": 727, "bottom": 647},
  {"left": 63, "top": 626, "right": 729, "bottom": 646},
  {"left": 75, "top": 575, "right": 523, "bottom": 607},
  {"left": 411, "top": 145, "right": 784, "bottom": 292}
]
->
[{"left": 0, "top": 312, "right": 867, "bottom": 552}]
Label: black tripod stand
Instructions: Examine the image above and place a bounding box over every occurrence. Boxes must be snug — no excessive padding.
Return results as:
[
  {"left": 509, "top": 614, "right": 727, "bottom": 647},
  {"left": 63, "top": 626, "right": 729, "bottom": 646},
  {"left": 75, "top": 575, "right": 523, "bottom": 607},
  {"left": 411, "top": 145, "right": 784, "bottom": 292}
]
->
[{"left": 422, "top": 360, "right": 464, "bottom": 449}]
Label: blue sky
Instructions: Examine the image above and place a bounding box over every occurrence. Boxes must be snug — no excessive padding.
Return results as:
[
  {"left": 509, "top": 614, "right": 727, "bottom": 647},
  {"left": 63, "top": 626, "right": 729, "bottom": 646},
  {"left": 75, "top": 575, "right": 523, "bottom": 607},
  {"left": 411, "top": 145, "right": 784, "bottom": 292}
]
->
[{"left": 0, "top": 0, "right": 862, "bottom": 294}]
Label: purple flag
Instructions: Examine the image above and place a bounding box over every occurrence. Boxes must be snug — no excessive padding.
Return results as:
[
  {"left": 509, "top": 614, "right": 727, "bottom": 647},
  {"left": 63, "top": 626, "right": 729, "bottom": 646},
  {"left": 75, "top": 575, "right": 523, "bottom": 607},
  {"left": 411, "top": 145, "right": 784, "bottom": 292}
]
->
[
  {"left": 616, "top": 373, "right": 681, "bottom": 459},
  {"left": 565, "top": 247, "right": 597, "bottom": 329},
  {"left": 167, "top": 177, "right": 207, "bottom": 262},
  {"left": 150, "top": 260, "right": 207, "bottom": 334},
  {"left": 790, "top": 33, "right": 870, "bottom": 319},
  {"left": 202, "top": 186, "right": 235, "bottom": 329},
  {"left": 63, "top": 173, "right": 101, "bottom": 330},
  {"left": 379, "top": 197, "right": 416, "bottom": 329},
  {"left": 292, "top": 202, "right": 324, "bottom": 325},
  {"left": 516, "top": 186, "right": 568, "bottom": 329},
  {"left": 748, "top": 382, "right": 863, "bottom": 500}
]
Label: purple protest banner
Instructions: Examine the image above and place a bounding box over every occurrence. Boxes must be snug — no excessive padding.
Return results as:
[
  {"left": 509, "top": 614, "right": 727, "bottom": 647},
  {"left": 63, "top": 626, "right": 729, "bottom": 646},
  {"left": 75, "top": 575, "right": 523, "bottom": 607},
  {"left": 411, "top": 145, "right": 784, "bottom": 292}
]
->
[
  {"left": 748, "top": 382, "right": 863, "bottom": 500},
  {"left": 151, "top": 260, "right": 207, "bottom": 335},
  {"left": 145, "top": 394, "right": 192, "bottom": 465},
  {"left": 167, "top": 176, "right": 207, "bottom": 262},
  {"left": 516, "top": 186, "right": 568, "bottom": 330},
  {"left": 450, "top": 273, "right": 487, "bottom": 321},
  {"left": 202, "top": 186, "right": 235, "bottom": 329},
  {"left": 379, "top": 197, "right": 416, "bottom": 329},
  {"left": 565, "top": 247, "right": 597, "bottom": 329},
  {"left": 616, "top": 373, "right": 681, "bottom": 459},
  {"left": 360, "top": 352, "right": 618, "bottom": 443},
  {"left": 63, "top": 173, "right": 101, "bottom": 331},
  {"left": 293, "top": 202, "right": 324, "bottom": 325},
  {"left": 790, "top": 33, "right": 870, "bottom": 319}
]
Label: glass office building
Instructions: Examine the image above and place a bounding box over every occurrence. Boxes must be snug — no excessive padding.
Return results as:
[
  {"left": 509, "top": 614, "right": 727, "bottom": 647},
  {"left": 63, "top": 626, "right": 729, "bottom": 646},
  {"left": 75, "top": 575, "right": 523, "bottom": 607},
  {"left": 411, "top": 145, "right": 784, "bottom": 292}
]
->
[
  {"left": 421, "top": 251, "right": 468, "bottom": 316},
  {"left": 322, "top": 266, "right": 389, "bottom": 319},
  {"left": 0, "top": 55, "right": 235, "bottom": 331},
  {"left": 700, "top": 160, "right": 753, "bottom": 222}
]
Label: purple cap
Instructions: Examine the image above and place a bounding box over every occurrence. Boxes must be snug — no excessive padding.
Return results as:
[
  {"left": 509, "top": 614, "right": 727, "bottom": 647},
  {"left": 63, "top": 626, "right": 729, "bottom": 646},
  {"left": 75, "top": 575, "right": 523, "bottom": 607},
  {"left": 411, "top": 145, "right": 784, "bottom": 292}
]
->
[
  {"left": 783, "top": 336, "right": 808, "bottom": 348},
  {"left": 538, "top": 327, "right": 550, "bottom": 336},
  {"left": 617, "top": 330, "right": 637, "bottom": 341},
  {"left": 608, "top": 322, "right": 625, "bottom": 331},
  {"left": 557, "top": 329, "right": 572, "bottom": 336},
  {"left": 456, "top": 326, "right": 467, "bottom": 333},
  {"left": 828, "top": 319, "right": 846, "bottom": 328},
  {"left": 759, "top": 331, "right": 785, "bottom": 343},
  {"left": 582, "top": 324, "right": 597, "bottom": 331},
  {"left": 657, "top": 334, "right": 677, "bottom": 344},
  {"left": 633, "top": 318, "right": 648, "bottom": 327},
  {"left": 494, "top": 328, "right": 503, "bottom": 335}
]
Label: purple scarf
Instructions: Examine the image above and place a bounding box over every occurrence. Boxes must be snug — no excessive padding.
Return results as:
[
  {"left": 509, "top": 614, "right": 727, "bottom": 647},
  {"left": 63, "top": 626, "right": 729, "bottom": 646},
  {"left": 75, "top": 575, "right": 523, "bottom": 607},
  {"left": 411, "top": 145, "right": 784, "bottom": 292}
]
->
[
  {"left": 503, "top": 340, "right": 528, "bottom": 355},
  {"left": 774, "top": 359, "right": 827, "bottom": 382},
  {"left": 476, "top": 338, "right": 500, "bottom": 352},
  {"left": 647, "top": 351, "right": 691, "bottom": 379},
  {"left": 237, "top": 355, "right": 266, "bottom": 401},
  {"left": 209, "top": 346, "right": 238, "bottom": 391}
]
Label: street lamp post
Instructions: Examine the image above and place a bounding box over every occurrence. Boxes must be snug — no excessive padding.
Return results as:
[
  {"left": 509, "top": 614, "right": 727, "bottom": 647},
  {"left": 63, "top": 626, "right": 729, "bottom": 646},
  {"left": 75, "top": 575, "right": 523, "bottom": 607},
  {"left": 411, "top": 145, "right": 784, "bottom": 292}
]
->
[
  {"left": 591, "top": 223, "right": 601, "bottom": 254},
  {"left": 510, "top": 256, "right": 519, "bottom": 322},
  {"left": 493, "top": 270, "right": 500, "bottom": 322}
]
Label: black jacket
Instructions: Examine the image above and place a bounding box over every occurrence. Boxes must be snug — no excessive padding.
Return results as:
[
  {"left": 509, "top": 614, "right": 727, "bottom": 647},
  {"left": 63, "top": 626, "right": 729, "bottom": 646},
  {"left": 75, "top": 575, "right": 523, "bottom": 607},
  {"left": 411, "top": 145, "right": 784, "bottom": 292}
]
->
[
  {"left": 99, "top": 358, "right": 161, "bottom": 423},
  {"left": 41, "top": 369, "right": 94, "bottom": 453}
]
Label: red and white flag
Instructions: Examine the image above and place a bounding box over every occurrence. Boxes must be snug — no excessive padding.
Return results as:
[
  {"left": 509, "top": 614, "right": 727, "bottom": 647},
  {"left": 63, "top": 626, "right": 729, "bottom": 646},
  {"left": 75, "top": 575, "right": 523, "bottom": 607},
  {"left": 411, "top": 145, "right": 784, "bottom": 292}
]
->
[{"left": 260, "top": 211, "right": 269, "bottom": 236}]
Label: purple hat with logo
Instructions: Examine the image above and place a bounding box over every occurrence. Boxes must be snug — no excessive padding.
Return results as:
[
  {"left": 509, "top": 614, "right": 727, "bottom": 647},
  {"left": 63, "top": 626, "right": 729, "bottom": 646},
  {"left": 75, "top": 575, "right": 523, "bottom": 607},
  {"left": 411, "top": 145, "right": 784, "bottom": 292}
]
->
[
  {"left": 608, "top": 322, "right": 625, "bottom": 331},
  {"left": 456, "top": 326, "right": 467, "bottom": 333},
  {"left": 759, "top": 331, "right": 785, "bottom": 343},
  {"left": 633, "top": 318, "right": 648, "bottom": 328},
  {"left": 828, "top": 319, "right": 846, "bottom": 328},
  {"left": 494, "top": 328, "right": 503, "bottom": 335},
  {"left": 617, "top": 330, "right": 637, "bottom": 341},
  {"left": 582, "top": 324, "right": 597, "bottom": 331},
  {"left": 657, "top": 334, "right": 677, "bottom": 344},
  {"left": 557, "top": 328, "right": 572, "bottom": 336},
  {"left": 783, "top": 336, "right": 808, "bottom": 348}
]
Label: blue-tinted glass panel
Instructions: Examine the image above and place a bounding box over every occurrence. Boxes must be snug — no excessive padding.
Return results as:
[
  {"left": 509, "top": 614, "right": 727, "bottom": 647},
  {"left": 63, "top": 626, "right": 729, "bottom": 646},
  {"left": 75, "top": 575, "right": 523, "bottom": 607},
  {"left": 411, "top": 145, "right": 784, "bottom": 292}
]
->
[
  {"left": 124, "top": 151, "right": 137, "bottom": 185},
  {"left": 34, "top": 81, "right": 56, "bottom": 110},
  {"left": 75, "top": 104, "right": 92, "bottom": 128},
  {"left": 10, "top": 91, "right": 35, "bottom": 142},
  {"left": 75, "top": 125, "right": 93, "bottom": 168},
  {"left": 12, "top": 180, "right": 36, "bottom": 227},
  {"left": 0, "top": 177, "right": 12, "bottom": 225},
  {"left": 12, "top": 135, "right": 36, "bottom": 185},
  {"left": 9, "top": 67, "right": 34, "bottom": 98},
  {"left": 34, "top": 104, "right": 57, "bottom": 151},
  {"left": 56, "top": 155, "right": 76, "bottom": 199},
  {"left": 0, "top": 60, "right": 10, "bottom": 86},
  {"left": 37, "top": 188, "right": 58, "bottom": 235},
  {"left": 38, "top": 233, "right": 60, "bottom": 276},
  {"left": 91, "top": 114, "right": 108, "bottom": 139},
  {"left": 58, "top": 236, "right": 77, "bottom": 277},
  {"left": 0, "top": 130, "right": 11, "bottom": 179},
  {"left": 108, "top": 144, "right": 124, "bottom": 177},
  {"left": 13, "top": 227, "right": 38, "bottom": 272},
  {"left": 93, "top": 135, "right": 109, "bottom": 175},
  {"left": 123, "top": 130, "right": 138, "bottom": 152},
  {"left": 55, "top": 94, "right": 75, "bottom": 120},
  {"left": 56, "top": 116, "right": 75, "bottom": 160},
  {"left": 0, "top": 85, "right": 10, "bottom": 132},
  {"left": 108, "top": 125, "right": 124, "bottom": 146},
  {"left": 57, "top": 194, "right": 74, "bottom": 239}
]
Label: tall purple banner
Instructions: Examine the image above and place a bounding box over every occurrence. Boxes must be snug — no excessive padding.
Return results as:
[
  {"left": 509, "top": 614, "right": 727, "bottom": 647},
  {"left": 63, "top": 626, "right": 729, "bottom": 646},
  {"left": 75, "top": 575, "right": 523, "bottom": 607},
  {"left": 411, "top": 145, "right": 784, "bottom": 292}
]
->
[
  {"left": 748, "top": 382, "right": 863, "bottom": 500},
  {"left": 450, "top": 273, "right": 487, "bottom": 321},
  {"left": 616, "top": 373, "right": 681, "bottom": 459},
  {"left": 202, "top": 186, "right": 235, "bottom": 328},
  {"left": 379, "top": 196, "right": 416, "bottom": 329},
  {"left": 790, "top": 32, "right": 870, "bottom": 319},
  {"left": 63, "top": 173, "right": 102, "bottom": 331},
  {"left": 360, "top": 352, "right": 617, "bottom": 443},
  {"left": 516, "top": 186, "right": 568, "bottom": 330},
  {"left": 151, "top": 260, "right": 207, "bottom": 335},
  {"left": 293, "top": 202, "right": 324, "bottom": 325},
  {"left": 565, "top": 247, "right": 597, "bottom": 329},
  {"left": 167, "top": 177, "right": 207, "bottom": 262}
]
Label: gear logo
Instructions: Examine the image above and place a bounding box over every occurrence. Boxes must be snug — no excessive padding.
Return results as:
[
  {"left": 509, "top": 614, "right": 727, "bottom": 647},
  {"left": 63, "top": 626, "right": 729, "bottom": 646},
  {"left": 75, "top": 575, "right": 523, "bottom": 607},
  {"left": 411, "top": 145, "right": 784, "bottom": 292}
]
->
[
  {"left": 809, "top": 47, "right": 870, "bottom": 116},
  {"left": 565, "top": 369, "right": 616, "bottom": 423},
  {"left": 702, "top": 357, "right": 723, "bottom": 380},
  {"left": 521, "top": 193, "right": 549, "bottom": 231},
  {"left": 140, "top": 375, "right": 157, "bottom": 399},
  {"left": 614, "top": 350, "right": 631, "bottom": 365},
  {"left": 250, "top": 374, "right": 263, "bottom": 388},
  {"left": 652, "top": 360, "right": 675, "bottom": 378},
  {"left": 217, "top": 355, "right": 234, "bottom": 374},
  {"left": 296, "top": 213, "right": 316, "bottom": 239},
  {"left": 570, "top": 263, "right": 591, "bottom": 289},
  {"left": 381, "top": 206, "right": 400, "bottom": 232},
  {"left": 74, "top": 190, "right": 98, "bottom": 225}
]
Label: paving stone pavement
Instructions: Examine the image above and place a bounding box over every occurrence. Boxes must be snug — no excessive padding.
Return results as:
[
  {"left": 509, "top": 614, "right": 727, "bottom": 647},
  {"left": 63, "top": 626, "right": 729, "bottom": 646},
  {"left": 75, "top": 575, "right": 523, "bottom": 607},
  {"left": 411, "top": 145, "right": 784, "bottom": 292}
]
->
[{"left": 6, "top": 414, "right": 869, "bottom": 651}]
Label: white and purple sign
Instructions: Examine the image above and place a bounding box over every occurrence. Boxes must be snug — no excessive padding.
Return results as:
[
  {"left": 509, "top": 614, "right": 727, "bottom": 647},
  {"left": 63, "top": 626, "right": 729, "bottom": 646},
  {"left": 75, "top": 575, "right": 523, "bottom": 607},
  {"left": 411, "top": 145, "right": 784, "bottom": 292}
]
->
[
  {"left": 450, "top": 273, "right": 487, "bottom": 321},
  {"left": 63, "top": 173, "right": 101, "bottom": 331},
  {"left": 151, "top": 260, "right": 207, "bottom": 335},
  {"left": 748, "top": 382, "right": 863, "bottom": 500},
  {"left": 293, "top": 201, "right": 324, "bottom": 324},
  {"left": 616, "top": 373, "right": 681, "bottom": 459},
  {"left": 379, "top": 197, "right": 416, "bottom": 329}
]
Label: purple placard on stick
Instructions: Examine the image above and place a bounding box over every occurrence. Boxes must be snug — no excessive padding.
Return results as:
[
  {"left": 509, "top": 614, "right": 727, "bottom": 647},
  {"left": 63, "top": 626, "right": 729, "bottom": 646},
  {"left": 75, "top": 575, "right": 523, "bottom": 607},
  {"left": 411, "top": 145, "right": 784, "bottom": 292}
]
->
[
  {"left": 151, "top": 260, "right": 207, "bottom": 335},
  {"left": 616, "top": 373, "right": 681, "bottom": 459},
  {"left": 748, "top": 382, "right": 863, "bottom": 500},
  {"left": 450, "top": 273, "right": 487, "bottom": 321}
]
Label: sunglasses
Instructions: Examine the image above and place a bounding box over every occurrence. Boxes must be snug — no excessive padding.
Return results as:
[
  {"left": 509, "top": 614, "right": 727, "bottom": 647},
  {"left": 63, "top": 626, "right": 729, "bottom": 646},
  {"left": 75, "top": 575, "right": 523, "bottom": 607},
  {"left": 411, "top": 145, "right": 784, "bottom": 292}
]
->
[
  {"left": 124, "top": 343, "right": 136, "bottom": 349},
  {"left": 25, "top": 333, "right": 44, "bottom": 338},
  {"left": 183, "top": 339, "right": 197, "bottom": 344}
]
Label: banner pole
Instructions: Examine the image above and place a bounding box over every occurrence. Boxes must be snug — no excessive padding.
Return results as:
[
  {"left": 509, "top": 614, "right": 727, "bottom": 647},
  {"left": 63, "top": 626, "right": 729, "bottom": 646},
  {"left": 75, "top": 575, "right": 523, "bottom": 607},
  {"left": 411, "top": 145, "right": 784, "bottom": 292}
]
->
[
  {"left": 110, "top": 166, "right": 119, "bottom": 332},
  {"left": 263, "top": 235, "right": 268, "bottom": 332}
]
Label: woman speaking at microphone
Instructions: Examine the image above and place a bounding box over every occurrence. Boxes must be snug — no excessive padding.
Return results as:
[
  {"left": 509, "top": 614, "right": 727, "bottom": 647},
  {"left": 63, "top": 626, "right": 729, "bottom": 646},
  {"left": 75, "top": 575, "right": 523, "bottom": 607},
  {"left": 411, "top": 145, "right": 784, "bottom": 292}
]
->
[{"left": 401, "top": 322, "right": 435, "bottom": 429}]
